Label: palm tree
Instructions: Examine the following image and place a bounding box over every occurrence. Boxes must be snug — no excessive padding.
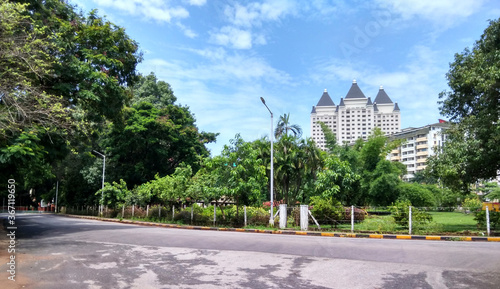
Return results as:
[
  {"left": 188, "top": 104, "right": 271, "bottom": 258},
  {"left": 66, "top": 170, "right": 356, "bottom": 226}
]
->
[{"left": 274, "top": 113, "right": 302, "bottom": 139}]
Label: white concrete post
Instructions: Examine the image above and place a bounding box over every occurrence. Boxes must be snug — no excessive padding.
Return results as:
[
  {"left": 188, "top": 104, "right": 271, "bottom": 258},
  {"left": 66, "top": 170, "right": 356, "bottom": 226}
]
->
[
  {"left": 409, "top": 206, "right": 412, "bottom": 235},
  {"left": 132, "top": 204, "right": 135, "bottom": 218},
  {"left": 213, "top": 205, "right": 216, "bottom": 226},
  {"left": 486, "top": 206, "right": 490, "bottom": 236},
  {"left": 122, "top": 206, "right": 124, "bottom": 218},
  {"left": 244, "top": 206, "right": 247, "bottom": 227},
  {"left": 300, "top": 205, "right": 309, "bottom": 231},
  {"left": 191, "top": 206, "right": 194, "bottom": 223},
  {"left": 146, "top": 205, "right": 149, "bottom": 217},
  {"left": 172, "top": 205, "right": 175, "bottom": 220},
  {"left": 279, "top": 204, "right": 287, "bottom": 229},
  {"left": 351, "top": 205, "right": 355, "bottom": 233},
  {"left": 159, "top": 206, "right": 161, "bottom": 218}
]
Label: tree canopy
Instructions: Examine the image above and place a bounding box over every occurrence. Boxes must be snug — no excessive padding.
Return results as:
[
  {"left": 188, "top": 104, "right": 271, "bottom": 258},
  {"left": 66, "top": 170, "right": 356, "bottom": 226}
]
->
[{"left": 434, "top": 18, "right": 500, "bottom": 185}]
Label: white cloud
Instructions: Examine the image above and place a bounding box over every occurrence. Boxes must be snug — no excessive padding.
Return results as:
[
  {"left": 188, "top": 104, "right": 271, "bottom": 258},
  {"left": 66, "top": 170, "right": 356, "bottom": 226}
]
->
[
  {"left": 209, "top": 26, "right": 253, "bottom": 49},
  {"left": 376, "top": 0, "right": 485, "bottom": 28},
  {"left": 94, "top": 0, "right": 189, "bottom": 22},
  {"left": 211, "top": 0, "right": 297, "bottom": 50},
  {"left": 224, "top": 1, "right": 297, "bottom": 28},
  {"left": 185, "top": 0, "right": 206, "bottom": 6},
  {"left": 176, "top": 22, "right": 198, "bottom": 38}
]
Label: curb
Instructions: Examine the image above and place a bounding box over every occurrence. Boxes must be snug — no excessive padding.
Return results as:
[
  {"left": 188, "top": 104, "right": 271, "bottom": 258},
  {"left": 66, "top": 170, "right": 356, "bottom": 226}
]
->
[{"left": 63, "top": 214, "right": 500, "bottom": 242}]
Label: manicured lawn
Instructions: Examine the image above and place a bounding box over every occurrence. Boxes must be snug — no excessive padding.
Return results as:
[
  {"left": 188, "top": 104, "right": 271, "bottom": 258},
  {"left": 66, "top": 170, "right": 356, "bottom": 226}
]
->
[{"left": 428, "top": 211, "right": 477, "bottom": 232}]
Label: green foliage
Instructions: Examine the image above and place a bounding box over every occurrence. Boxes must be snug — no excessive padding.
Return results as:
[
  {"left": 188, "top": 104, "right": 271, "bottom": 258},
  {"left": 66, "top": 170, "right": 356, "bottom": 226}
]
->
[
  {"left": 274, "top": 113, "right": 302, "bottom": 138},
  {"left": 462, "top": 197, "right": 482, "bottom": 212},
  {"left": 435, "top": 18, "right": 500, "bottom": 187},
  {"left": 102, "top": 102, "right": 215, "bottom": 187},
  {"left": 397, "top": 182, "right": 436, "bottom": 208},
  {"left": 390, "top": 200, "right": 432, "bottom": 227},
  {"left": 315, "top": 155, "right": 360, "bottom": 205},
  {"left": 367, "top": 160, "right": 403, "bottom": 206},
  {"left": 317, "top": 121, "right": 337, "bottom": 152},
  {"left": 474, "top": 210, "right": 500, "bottom": 230},
  {"left": 310, "top": 196, "right": 345, "bottom": 225},
  {"left": 131, "top": 73, "right": 176, "bottom": 109},
  {"left": 357, "top": 216, "right": 398, "bottom": 234},
  {"left": 97, "top": 179, "right": 129, "bottom": 209}
]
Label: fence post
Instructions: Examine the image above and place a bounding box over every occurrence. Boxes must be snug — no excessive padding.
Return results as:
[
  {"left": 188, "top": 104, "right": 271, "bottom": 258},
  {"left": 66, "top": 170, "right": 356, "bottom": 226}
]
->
[
  {"left": 300, "top": 205, "right": 308, "bottom": 231},
  {"left": 244, "top": 206, "right": 247, "bottom": 227},
  {"left": 146, "top": 205, "right": 149, "bottom": 218},
  {"left": 409, "top": 206, "right": 412, "bottom": 235},
  {"left": 122, "top": 205, "right": 125, "bottom": 218},
  {"left": 213, "top": 205, "right": 216, "bottom": 226},
  {"left": 486, "top": 206, "right": 490, "bottom": 236},
  {"left": 279, "top": 204, "right": 287, "bottom": 229},
  {"left": 159, "top": 206, "right": 161, "bottom": 218},
  {"left": 132, "top": 204, "right": 135, "bottom": 218},
  {"left": 351, "top": 205, "right": 354, "bottom": 233},
  {"left": 172, "top": 205, "right": 175, "bottom": 221},
  {"left": 191, "top": 205, "right": 194, "bottom": 224}
]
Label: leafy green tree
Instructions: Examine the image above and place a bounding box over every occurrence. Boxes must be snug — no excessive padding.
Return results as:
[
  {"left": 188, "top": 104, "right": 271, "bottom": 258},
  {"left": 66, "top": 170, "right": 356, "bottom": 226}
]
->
[
  {"left": 132, "top": 73, "right": 176, "bottom": 108},
  {"left": 367, "top": 160, "right": 405, "bottom": 206},
  {"left": 315, "top": 155, "right": 360, "bottom": 205},
  {"left": 437, "top": 18, "right": 500, "bottom": 183},
  {"left": 397, "top": 182, "right": 436, "bottom": 208},
  {"left": 317, "top": 121, "right": 338, "bottom": 152},
  {"left": 17, "top": 0, "right": 143, "bottom": 123},
  {"left": 101, "top": 102, "right": 216, "bottom": 187},
  {"left": 97, "top": 179, "right": 129, "bottom": 210}
]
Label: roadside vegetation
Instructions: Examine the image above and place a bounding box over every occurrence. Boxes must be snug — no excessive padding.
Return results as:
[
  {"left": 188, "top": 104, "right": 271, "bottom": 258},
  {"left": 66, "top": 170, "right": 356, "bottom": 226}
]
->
[{"left": 1, "top": 1, "right": 499, "bottom": 236}]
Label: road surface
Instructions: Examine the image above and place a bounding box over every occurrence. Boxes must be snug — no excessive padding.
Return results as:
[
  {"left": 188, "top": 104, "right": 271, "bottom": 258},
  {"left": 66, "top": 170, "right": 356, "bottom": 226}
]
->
[{"left": 1, "top": 214, "right": 500, "bottom": 288}]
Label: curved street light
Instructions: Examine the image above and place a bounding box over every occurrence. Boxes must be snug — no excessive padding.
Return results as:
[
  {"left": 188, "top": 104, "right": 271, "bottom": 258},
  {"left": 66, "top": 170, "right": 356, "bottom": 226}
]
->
[{"left": 260, "top": 97, "right": 274, "bottom": 226}]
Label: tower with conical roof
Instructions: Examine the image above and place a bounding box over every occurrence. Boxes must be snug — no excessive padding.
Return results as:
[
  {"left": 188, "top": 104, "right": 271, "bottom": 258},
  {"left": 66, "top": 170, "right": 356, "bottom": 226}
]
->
[{"left": 311, "top": 80, "right": 401, "bottom": 149}]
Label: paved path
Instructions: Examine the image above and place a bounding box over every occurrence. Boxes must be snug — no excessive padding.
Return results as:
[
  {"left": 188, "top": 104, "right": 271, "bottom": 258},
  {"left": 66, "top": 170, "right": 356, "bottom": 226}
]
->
[{"left": 1, "top": 214, "right": 500, "bottom": 288}]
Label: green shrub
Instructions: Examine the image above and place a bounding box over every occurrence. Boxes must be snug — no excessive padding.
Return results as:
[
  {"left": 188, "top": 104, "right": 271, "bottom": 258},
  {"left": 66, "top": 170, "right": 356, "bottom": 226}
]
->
[
  {"left": 310, "top": 196, "right": 345, "bottom": 227},
  {"left": 474, "top": 210, "right": 500, "bottom": 230},
  {"left": 357, "top": 216, "right": 397, "bottom": 233},
  {"left": 462, "top": 197, "right": 482, "bottom": 213},
  {"left": 390, "top": 200, "right": 432, "bottom": 227}
]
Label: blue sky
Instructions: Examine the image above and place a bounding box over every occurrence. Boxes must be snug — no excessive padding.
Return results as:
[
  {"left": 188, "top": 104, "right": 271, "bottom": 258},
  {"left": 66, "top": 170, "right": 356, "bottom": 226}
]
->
[{"left": 70, "top": 0, "right": 500, "bottom": 155}]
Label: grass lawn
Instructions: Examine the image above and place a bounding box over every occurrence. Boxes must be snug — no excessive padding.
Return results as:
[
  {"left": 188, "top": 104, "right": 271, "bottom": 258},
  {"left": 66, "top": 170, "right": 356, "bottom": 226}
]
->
[{"left": 428, "top": 211, "right": 477, "bottom": 232}]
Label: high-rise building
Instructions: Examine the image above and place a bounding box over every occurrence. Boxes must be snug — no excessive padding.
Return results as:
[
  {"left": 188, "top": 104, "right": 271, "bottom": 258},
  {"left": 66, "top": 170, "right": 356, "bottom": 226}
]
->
[
  {"left": 310, "top": 80, "right": 401, "bottom": 150},
  {"left": 388, "top": 122, "right": 450, "bottom": 181}
]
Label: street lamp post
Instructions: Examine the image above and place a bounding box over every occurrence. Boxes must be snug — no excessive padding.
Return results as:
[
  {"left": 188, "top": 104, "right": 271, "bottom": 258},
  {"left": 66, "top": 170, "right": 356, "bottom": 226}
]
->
[
  {"left": 260, "top": 97, "right": 274, "bottom": 226},
  {"left": 93, "top": 150, "right": 106, "bottom": 217}
]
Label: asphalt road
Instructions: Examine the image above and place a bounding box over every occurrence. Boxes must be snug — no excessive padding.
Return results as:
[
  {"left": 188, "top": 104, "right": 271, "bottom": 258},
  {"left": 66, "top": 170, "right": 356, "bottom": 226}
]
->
[{"left": 1, "top": 214, "right": 500, "bottom": 289}]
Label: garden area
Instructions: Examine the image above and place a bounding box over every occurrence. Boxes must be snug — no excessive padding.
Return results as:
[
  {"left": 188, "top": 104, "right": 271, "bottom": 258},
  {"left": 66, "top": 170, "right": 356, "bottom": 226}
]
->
[{"left": 62, "top": 200, "right": 499, "bottom": 236}]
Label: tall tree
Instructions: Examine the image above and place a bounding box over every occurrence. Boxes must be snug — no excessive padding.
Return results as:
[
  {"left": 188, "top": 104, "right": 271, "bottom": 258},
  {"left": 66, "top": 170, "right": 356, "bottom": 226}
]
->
[
  {"left": 274, "top": 113, "right": 302, "bottom": 139},
  {"left": 101, "top": 101, "right": 216, "bottom": 188},
  {"left": 132, "top": 73, "right": 177, "bottom": 109},
  {"left": 437, "top": 18, "right": 500, "bottom": 182}
]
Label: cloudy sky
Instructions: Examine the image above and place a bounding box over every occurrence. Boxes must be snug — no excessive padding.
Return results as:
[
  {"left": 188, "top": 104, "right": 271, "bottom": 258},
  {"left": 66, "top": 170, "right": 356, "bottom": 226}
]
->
[{"left": 70, "top": 0, "right": 499, "bottom": 155}]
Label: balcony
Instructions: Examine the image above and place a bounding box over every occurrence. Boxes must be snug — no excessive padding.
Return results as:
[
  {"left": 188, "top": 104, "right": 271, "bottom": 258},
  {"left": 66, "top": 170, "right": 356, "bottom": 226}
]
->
[
  {"left": 416, "top": 151, "right": 428, "bottom": 157},
  {"left": 417, "top": 165, "right": 427, "bottom": 171},
  {"left": 391, "top": 156, "right": 401, "bottom": 161},
  {"left": 416, "top": 137, "right": 427, "bottom": 142},
  {"left": 416, "top": 144, "right": 428, "bottom": 150}
]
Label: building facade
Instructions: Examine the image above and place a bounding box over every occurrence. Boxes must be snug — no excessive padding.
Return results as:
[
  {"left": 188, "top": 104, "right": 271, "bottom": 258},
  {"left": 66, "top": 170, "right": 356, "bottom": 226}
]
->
[
  {"left": 388, "top": 122, "right": 450, "bottom": 181},
  {"left": 310, "top": 80, "right": 401, "bottom": 150}
]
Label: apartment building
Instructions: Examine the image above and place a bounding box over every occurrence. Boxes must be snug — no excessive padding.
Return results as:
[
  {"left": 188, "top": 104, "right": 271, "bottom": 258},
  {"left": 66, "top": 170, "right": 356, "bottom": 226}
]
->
[
  {"left": 311, "top": 80, "right": 401, "bottom": 150},
  {"left": 389, "top": 122, "right": 450, "bottom": 181}
]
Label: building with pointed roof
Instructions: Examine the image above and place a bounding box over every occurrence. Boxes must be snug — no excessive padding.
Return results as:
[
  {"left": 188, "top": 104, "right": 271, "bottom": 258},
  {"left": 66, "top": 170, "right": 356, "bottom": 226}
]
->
[{"left": 310, "top": 80, "right": 401, "bottom": 150}]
